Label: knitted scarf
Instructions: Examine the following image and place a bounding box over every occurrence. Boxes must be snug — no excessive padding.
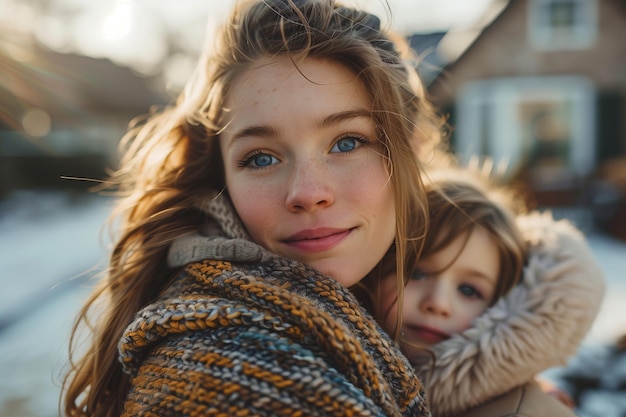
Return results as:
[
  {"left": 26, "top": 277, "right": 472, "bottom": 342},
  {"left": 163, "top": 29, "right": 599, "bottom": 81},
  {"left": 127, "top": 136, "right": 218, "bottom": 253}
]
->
[
  {"left": 118, "top": 193, "right": 431, "bottom": 417},
  {"left": 415, "top": 212, "right": 605, "bottom": 416}
]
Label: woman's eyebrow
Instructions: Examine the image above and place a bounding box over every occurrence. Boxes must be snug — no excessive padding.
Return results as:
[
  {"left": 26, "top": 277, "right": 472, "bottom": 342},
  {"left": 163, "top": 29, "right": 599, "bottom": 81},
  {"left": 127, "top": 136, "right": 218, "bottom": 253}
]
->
[
  {"left": 320, "top": 109, "right": 373, "bottom": 127},
  {"left": 229, "top": 125, "right": 278, "bottom": 143},
  {"left": 228, "top": 109, "right": 373, "bottom": 144}
]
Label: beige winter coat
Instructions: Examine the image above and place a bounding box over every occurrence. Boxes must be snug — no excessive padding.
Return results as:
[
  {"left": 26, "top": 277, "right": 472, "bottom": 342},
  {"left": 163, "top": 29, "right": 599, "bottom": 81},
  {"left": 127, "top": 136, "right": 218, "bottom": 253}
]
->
[
  {"left": 416, "top": 213, "right": 606, "bottom": 417},
  {"left": 452, "top": 381, "right": 576, "bottom": 417}
]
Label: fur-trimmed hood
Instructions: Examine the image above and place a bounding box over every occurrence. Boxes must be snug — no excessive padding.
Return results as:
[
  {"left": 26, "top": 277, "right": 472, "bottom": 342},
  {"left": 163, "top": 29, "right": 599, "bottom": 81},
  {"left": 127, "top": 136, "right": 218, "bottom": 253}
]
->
[{"left": 417, "top": 212, "right": 605, "bottom": 416}]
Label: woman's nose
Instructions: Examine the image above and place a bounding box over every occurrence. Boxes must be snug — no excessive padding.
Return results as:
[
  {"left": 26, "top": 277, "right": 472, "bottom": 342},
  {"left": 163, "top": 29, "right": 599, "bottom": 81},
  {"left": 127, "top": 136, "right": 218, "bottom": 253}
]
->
[{"left": 285, "top": 159, "right": 335, "bottom": 212}]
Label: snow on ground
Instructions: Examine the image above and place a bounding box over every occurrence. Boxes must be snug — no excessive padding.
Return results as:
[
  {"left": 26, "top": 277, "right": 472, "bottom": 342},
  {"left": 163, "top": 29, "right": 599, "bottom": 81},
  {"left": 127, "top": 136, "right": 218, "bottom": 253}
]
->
[
  {"left": 0, "top": 191, "right": 112, "bottom": 324},
  {"left": 582, "top": 233, "right": 626, "bottom": 345},
  {"left": 0, "top": 191, "right": 624, "bottom": 417},
  {"left": 0, "top": 191, "right": 111, "bottom": 417}
]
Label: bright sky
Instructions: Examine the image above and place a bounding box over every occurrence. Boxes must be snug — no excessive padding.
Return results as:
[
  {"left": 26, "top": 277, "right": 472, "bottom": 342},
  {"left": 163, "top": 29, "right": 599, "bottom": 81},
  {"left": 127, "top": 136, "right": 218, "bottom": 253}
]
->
[
  {"left": 183, "top": 0, "right": 496, "bottom": 35},
  {"left": 354, "top": 0, "right": 494, "bottom": 33},
  {"left": 0, "top": 0, "right": 493, "bottom": 89}
]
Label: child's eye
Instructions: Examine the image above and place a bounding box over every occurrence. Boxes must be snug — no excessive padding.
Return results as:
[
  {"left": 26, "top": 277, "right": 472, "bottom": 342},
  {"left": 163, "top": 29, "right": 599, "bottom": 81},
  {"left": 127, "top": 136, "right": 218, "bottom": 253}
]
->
[
  {"left": 238, "top": 151, "right": 279, "bottom": 168},
  {"left": 459, "top": 284, "right": 482, "bottom": 299},
  {"left": 410, "top": 269, "right": 428, "bottom": 281},
  {"left": 330, "top": 135, "right": 367, "bottom": 153}
]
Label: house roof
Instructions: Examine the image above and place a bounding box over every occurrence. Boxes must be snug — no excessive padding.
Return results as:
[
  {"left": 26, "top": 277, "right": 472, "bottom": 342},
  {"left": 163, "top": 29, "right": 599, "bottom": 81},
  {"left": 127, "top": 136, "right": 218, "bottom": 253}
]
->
[
  {"left": 1, "top": 33, "right": 168, "bottom": 127},
  {"left": 408, "top": 32, "right": 447, "bottom": 85},
  {"left": 423, "top": 0, "right": 626, "bottom": 98},
  {"left": 408, "top": 0, "right": 510, "bottom": 86},
  {"left": 435, "top": 0, "right": 510, "bottom": 67}
]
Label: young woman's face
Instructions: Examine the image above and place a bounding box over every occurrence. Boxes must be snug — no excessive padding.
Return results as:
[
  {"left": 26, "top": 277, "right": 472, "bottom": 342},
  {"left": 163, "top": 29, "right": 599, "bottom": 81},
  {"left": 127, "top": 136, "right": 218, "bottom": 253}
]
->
[
  {"left": 380, "top": 228, "right": 499, "bottom": 355},
  {"left": 220, "top": 57, "right": 396, "bottom": 288}
]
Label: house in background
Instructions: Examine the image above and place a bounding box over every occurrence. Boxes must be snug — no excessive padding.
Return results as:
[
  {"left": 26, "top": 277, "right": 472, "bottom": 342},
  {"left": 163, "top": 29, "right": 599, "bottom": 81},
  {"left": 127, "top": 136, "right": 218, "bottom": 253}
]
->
[
  {"left": 418, "top": 0, "right": 626, "bottom": 205},
  {"left": 419, "top": 0, "right": 626, "bottom": 229}
]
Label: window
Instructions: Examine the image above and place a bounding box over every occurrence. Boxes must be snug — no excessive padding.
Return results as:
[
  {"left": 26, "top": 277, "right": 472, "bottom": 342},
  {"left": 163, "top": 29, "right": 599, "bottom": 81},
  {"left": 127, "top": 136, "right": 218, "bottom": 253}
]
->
[
  {"left": 455, "top": 76, "right": 595, "bottom": 190},
  {"left": 529, "top": 0, "right": 597, "bottom": 50}
]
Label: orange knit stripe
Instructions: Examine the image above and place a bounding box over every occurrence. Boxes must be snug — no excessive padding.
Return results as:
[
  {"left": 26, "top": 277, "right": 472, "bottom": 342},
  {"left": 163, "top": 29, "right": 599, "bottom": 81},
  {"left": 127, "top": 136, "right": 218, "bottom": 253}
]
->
[{"left": 125, "top": 361, "right": 347, "bottom": 417}]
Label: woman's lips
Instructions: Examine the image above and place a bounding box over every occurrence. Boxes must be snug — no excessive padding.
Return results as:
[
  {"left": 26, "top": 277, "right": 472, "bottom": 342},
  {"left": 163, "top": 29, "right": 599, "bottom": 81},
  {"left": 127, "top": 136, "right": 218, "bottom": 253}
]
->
[
  {"left": 404, "top": 325, "right": 450, "bottom": 344},
  {"left": 282, "top": 227, "right": 353, "bottom": 252}
]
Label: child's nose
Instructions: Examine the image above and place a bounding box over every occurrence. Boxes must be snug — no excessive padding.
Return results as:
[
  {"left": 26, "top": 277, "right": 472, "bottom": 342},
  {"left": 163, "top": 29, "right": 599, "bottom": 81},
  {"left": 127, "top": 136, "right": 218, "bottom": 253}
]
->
[{"left": 420, "top": 284, "right": 452, "bottom": 317}]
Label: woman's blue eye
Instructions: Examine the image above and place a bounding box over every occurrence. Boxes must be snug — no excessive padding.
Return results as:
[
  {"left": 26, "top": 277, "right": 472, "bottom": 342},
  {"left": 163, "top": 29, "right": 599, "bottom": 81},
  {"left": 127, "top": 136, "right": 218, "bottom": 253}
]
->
[
  {"left": 241, "top": 152, "right": 278, "bottom": 168},
  {"left": 331, "top": 136, "right": 364, "bottom": 153},
  {"left": 459, "top": 285, "right": 481, "bottom": 298},
  {"left": 253, "top": 153, "right": 275, "bottom": 167}
]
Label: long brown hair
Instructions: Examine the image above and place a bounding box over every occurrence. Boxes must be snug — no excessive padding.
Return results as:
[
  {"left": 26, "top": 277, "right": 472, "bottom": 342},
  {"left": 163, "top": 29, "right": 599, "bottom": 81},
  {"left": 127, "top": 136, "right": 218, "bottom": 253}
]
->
[{"left": 61, "top": 1, "right": 444, "bottom": 416}]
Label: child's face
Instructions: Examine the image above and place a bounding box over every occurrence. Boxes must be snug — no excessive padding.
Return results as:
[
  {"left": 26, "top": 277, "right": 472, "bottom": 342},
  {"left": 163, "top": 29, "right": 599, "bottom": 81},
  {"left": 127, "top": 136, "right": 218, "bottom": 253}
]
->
[{"left": 380, "top": 228, "right": 499, "bottom": 354}]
